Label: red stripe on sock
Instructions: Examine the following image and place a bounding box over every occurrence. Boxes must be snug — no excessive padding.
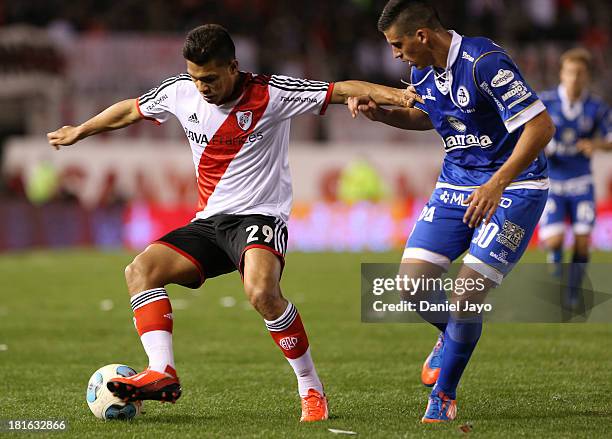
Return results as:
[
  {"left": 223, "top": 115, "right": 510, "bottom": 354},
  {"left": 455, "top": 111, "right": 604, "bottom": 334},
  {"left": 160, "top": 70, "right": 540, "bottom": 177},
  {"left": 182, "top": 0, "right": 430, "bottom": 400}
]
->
[
  {"left": 269, "top": 312, "right": 309, "bottom": 359},
  {"left": 133, "top": 297, "right": 173, "bottom": 336}
]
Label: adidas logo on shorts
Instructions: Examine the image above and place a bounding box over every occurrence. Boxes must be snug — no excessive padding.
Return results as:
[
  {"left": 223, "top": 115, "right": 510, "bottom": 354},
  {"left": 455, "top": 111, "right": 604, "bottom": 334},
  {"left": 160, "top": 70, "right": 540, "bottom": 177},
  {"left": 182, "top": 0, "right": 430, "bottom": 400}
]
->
[{"left": 187, "top": 113, "right": 199, "bottom": 123}]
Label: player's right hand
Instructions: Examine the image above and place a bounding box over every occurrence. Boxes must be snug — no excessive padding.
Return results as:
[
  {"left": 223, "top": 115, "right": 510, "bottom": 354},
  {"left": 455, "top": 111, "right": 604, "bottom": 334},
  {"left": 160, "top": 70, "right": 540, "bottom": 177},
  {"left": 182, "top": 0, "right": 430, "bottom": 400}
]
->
[
  {"left": 347, "top": 95, "right": 385, "bottom": 121},
  {"left": 47, "top": 125, "right": 82, "bottom": 150}
]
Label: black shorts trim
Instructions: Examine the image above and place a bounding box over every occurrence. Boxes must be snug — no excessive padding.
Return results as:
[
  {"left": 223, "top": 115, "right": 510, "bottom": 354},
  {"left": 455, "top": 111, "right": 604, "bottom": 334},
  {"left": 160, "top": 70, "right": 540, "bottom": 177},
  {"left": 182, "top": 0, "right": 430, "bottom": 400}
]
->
[
  {"left": 238, "top": 243, "right": 286, "bottom": 281},
  {"left": 153, "top": 240, "right": 206, "bottom": 287}
]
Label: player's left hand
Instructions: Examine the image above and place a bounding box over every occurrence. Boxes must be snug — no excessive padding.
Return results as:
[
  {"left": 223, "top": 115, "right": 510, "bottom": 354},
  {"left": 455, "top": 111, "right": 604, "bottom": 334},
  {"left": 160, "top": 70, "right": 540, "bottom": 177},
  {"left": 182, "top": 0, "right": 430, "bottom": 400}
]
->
[
  {"left": 576, "top": 139, "right": 595, "bottom": 157},
  {"left": 463, "top": 182, "right": 504, "bottom": 228},
  {"left": 401, "top": 86, "right": 424, "bottom": 108}
]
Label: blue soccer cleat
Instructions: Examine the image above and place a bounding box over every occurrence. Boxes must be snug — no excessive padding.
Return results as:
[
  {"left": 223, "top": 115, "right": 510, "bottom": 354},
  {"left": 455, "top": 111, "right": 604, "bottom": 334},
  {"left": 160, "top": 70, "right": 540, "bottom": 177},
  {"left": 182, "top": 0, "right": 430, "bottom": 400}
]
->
[
  {"left": 421, "top": 332, "right": 444, "bottom": 387},
  {"left": 421, "top": 390, "right": 457, "bottom": 423}
]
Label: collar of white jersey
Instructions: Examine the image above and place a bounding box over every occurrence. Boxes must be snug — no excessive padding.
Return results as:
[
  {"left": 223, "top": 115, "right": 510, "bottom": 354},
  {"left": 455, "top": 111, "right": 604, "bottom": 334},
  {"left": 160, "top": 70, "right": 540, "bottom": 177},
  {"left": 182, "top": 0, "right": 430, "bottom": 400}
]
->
[
  {"left": 558, "top": 84, "right": 587, "bottom": 120},
  {"left": 446, "top": 30, "right": 462, "bottom": 70}
]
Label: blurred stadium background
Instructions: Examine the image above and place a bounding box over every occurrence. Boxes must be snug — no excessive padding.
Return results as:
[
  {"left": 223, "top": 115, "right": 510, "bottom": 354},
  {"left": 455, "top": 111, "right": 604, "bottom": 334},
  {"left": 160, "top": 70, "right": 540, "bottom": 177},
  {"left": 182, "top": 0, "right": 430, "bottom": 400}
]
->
[{"left": 0, "top": 0, "right": 610, "bottom": 252}]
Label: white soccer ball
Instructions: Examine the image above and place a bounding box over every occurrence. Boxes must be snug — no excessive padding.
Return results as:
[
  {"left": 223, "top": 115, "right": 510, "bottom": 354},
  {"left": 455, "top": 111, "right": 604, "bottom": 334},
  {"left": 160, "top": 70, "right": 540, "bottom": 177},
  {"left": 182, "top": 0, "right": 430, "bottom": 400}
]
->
[{"left": 86, "top": 364, "right": 143, "bottom": 420}]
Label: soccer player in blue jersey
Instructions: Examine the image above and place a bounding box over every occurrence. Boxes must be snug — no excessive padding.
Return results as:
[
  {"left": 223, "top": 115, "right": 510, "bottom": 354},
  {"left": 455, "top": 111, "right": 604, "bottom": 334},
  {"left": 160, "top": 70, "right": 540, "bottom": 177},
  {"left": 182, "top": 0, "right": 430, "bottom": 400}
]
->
[
  {"left": 348, "top": 0, "right": 555, "bottom": 423},
  {"left": 538, "top": 48, "right": 611, "bottom": 307}
]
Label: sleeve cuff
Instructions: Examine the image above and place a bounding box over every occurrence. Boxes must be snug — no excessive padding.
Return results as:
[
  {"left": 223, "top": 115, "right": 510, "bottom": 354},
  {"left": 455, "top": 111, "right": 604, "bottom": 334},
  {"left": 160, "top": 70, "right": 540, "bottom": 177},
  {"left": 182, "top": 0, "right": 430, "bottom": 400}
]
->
[
  {"left": 319, "top": 83, "right": 335, "bottom": 115},
  {"left": 504, "top": 100, "right": 545, "bottom": 133},
  {"left": 136, "top": 98, "right": 162, "bottom": 126}
]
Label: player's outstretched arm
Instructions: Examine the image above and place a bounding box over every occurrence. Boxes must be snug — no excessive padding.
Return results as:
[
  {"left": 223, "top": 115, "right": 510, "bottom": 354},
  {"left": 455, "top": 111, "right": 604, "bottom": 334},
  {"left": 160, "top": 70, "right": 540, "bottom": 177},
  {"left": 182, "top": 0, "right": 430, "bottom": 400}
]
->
[
  {"left": 576, "top": 138, "right": 612, "bottom": 156},
  {"left": 463, "top": 111, "right": 556, "bottom": 227},
  {"left": 346, "top": 95, "right": 433, "bottom": 131},
  {"left": 47, "top": 99, "right": 142, "bottom": 149},
  {"left": 331, "top": 81, "right": 416, "bottom": 107}
]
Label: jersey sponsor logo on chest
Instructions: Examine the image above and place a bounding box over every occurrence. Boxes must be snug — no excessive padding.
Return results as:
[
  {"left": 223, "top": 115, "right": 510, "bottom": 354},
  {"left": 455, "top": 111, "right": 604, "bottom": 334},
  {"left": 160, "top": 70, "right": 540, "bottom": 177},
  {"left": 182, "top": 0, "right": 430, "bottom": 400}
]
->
[
  {"left": 443, "top": 133, "right": 493, "bottom": 151},
  {"left": 184, "top": 127, "right": 263, "bottom": 146}
]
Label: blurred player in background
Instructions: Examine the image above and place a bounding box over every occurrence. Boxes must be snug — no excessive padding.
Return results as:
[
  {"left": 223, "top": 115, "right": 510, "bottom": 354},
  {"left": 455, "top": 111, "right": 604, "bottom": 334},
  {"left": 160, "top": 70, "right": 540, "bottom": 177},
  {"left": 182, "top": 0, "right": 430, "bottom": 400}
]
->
[
  {"left": 538, "top": 48, "right": 611, "bottom": 308},
  {"left": 47, "top": 24, "right": 407, "bottom": 422},
  {"left": 349, "top": 0, "right": 555, "bottom": 423}
]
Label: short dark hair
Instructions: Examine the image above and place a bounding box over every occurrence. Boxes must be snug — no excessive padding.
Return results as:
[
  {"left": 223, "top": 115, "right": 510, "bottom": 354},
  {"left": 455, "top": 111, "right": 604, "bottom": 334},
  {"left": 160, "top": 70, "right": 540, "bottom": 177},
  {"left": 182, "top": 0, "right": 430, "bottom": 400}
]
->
[
  {"left": 182, "top": 24, "right": 236, "bottom": 66},
  {"left": 377, "top": 0, "right": 443, "bottom": 34}
]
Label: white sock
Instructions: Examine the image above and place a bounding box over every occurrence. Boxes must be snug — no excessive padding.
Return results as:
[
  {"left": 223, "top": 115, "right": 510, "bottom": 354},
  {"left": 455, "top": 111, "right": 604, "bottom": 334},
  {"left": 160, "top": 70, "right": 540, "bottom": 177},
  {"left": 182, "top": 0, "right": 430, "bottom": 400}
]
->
[
  {"left": 287, "top": 347, "right": 323, "bottom": 397},
  {"left": 140, "top": 330, "right": 175, "bottom": 374}
]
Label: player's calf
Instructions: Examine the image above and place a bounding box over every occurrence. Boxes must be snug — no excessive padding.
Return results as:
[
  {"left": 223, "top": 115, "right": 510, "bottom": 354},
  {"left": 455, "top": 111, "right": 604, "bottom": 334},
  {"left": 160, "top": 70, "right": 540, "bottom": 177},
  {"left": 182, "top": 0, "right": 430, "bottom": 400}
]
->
[
  {"left": 264, "top": 302, "right": 328, "bottom": 421},
  {"left": 243, "top": 248, "right": 327, "bottom": 421}
]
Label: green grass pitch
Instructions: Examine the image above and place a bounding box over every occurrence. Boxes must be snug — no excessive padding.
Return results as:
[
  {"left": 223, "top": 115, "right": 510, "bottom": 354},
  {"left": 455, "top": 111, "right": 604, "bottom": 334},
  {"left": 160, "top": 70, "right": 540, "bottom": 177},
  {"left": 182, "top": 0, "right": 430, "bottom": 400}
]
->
[{"left": 0, "top": 249, "right": 611, "bottom": 438}]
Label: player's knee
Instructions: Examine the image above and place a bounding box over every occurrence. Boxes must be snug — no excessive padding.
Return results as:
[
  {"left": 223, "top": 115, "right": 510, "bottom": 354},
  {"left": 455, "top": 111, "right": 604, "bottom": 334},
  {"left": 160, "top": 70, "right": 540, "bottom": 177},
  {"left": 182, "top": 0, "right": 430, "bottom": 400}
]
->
[
  {"left": 546, "top": 235, "right": 563, "bottom": 251},
  {"left": 244, "top": 274, "right": 280, "bottom": 310},
  {"left": 573, "top": 236, "right": 590, "bottom": 258},
  {"left": 125, "top": 260, "right": 146, "bottom": 291},
  {"left": 248, "top": 291, "right": 277, "bottom": 316},
  {"left": 125, "top": 255, "right": 163, "bottom": 291}
]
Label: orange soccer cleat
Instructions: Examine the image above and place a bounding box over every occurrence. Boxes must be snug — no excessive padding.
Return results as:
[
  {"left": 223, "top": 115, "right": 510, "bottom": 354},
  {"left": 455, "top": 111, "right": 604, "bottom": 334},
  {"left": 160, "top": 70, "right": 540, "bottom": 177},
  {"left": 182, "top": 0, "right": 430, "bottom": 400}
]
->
[
  {"left": 421, "top": 333, "right": 445, "bottom": 387},
  {"left": 107, "top": 365, "right": 181, "bottom": 403},
  {"left": 300, "top": 388, "right": 328, "bottom": 422},
  {"left": 421, "top": 390, "right": 457, "bottom": 423}
]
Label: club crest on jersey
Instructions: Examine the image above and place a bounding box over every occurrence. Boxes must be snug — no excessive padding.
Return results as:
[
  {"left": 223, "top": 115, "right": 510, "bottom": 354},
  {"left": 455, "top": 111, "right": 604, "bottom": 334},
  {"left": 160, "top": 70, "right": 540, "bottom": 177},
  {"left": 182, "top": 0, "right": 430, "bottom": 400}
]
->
[
  {"left": 491, "top": 69, "right": 515, "bottom": 87},
  {"left": 447, "top": 116, "right": 466, "bottom": 132},
  {"left": 456, "top": 86, "right": 470, "bottom": 107},
  {"left": 236, "top": 111, "right": 253, "bottom": 131}
]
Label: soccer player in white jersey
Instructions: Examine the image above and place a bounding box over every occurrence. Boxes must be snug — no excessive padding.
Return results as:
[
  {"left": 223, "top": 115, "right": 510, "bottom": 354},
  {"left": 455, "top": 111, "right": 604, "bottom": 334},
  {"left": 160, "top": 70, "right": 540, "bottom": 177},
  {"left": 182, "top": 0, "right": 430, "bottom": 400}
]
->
[
  {"left": 348, "top": 0, "right": 555, "bottom": 423},
  {"left": 47, "top": 24, "right": 406, "bottom": 422}
]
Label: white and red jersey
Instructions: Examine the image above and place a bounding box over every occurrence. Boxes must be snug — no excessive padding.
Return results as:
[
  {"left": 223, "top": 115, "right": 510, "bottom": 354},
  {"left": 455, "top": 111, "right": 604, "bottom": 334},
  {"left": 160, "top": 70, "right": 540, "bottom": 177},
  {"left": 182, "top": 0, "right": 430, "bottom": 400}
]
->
[{"left": 136, "top": 72, "right": 334, "bottom": 222}]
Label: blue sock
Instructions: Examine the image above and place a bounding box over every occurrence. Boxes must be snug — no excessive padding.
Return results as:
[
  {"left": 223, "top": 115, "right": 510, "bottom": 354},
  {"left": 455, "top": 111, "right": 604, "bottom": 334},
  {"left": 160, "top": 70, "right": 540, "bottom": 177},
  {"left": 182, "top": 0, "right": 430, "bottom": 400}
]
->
[
  {"left": 568, "top": 253, "right": 588, "bottom": 304},
  {"left": 416, "top": 288, "right": 449, "bottom": 333},
  {"left": 548, "top": 248, "right": 563, "bottom": 278},
  {"left": 434, "top": 315, "right": 482, "bottom": 399}
]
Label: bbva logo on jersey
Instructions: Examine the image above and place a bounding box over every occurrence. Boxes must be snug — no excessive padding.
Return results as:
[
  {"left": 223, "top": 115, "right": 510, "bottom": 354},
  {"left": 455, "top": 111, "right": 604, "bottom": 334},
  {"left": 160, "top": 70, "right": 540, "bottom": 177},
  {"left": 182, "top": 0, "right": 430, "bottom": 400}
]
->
[{"left": 236, "top": 110, "right": 253, "bottom": 131}]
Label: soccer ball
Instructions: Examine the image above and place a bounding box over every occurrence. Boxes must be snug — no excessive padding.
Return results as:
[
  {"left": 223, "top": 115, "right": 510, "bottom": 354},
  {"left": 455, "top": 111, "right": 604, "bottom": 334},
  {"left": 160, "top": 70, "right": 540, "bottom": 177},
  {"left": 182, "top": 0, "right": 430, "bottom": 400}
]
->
[{"left": 86, "top": 364, "right": 143, "bottom": 420}]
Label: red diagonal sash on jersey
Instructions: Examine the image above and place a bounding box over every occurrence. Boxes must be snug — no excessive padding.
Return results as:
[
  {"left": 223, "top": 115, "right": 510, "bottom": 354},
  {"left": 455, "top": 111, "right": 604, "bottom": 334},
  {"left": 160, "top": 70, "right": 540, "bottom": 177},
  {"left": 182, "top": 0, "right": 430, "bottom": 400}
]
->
[{"left": 197, "top": 77, "right": 270, "bottom": 211}]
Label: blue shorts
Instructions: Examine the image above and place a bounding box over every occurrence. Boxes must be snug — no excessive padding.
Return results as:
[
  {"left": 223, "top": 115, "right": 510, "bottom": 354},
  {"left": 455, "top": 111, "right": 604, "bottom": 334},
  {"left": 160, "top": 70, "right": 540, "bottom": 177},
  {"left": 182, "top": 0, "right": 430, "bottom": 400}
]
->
[
  {"left": 404, "top": 185, "right": 548, "bottom": 284},
  {"left": 539, "top": 180, "right": 595, "bottom": 240}
]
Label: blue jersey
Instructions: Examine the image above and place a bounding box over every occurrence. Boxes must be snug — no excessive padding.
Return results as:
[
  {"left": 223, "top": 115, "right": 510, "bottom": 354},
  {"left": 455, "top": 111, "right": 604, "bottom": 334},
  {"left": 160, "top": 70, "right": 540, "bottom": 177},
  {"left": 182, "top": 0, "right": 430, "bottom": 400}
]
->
[
  {"left": 540, "top": 86, "right": 610, "bottom": 181},
  {"left": 411, "top": 31, "right": 548, "bottom": 188}
]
